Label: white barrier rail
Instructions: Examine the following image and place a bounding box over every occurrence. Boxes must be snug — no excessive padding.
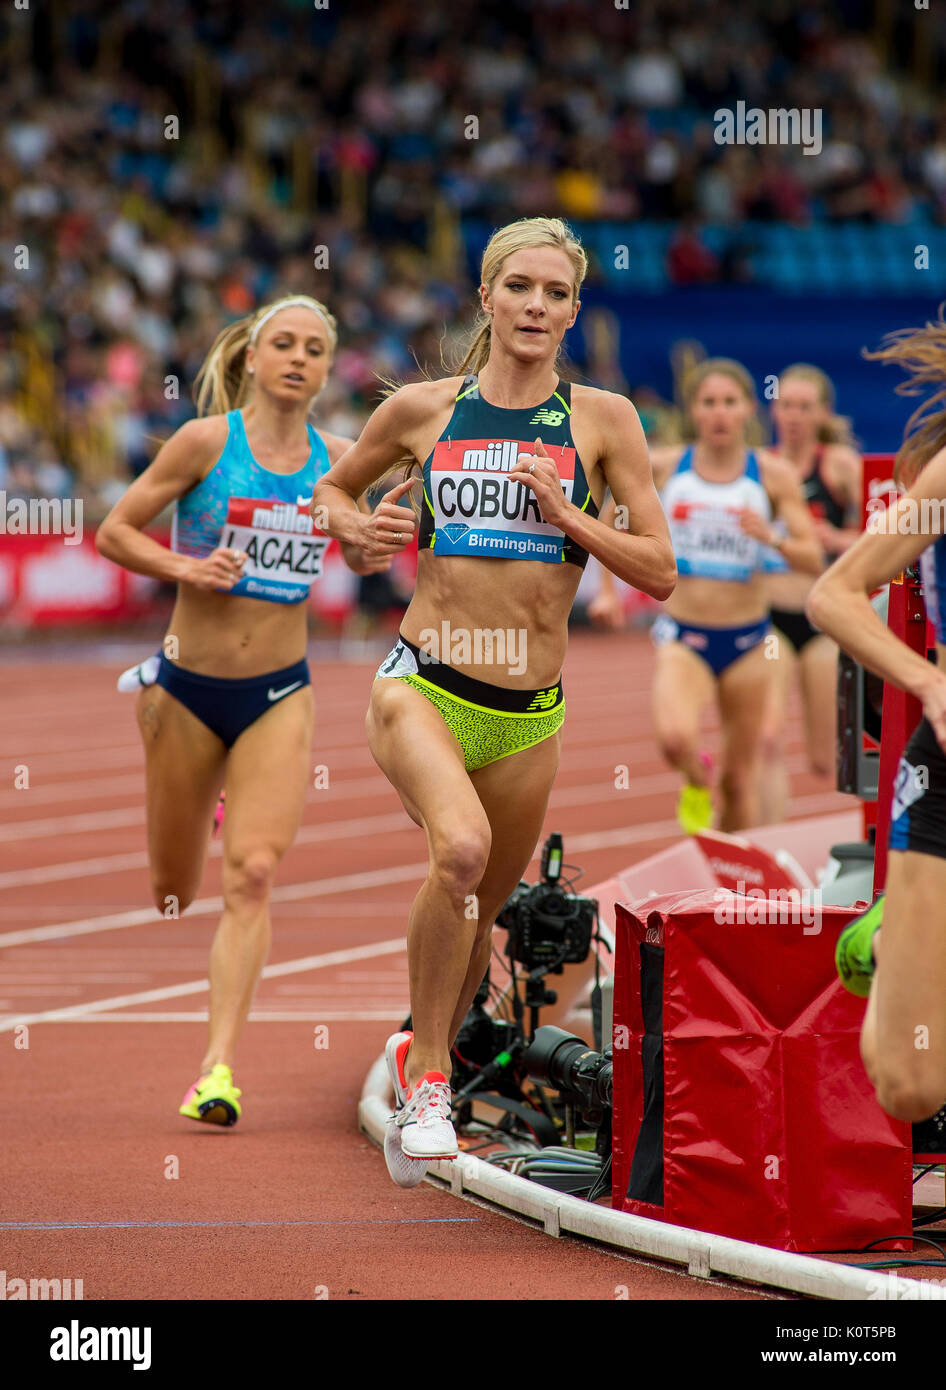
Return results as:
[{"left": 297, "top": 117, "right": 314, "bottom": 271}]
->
[{"left": 359, "top": 1056, "right": 946, "bottom": 1302}]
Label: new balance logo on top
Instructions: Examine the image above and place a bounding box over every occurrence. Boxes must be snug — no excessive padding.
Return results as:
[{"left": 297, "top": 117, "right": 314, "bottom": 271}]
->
[
  {"left": 526, "top": 687, "right": 560, "bottom": 711},
  {"left": 528, "top": 409, "right": 566, "bottom": 427}
]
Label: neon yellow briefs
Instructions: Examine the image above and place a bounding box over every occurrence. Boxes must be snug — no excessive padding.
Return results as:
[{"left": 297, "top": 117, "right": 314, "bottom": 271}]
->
[{"left": 376, "top": 634, "right": 565, "bottom": 772}]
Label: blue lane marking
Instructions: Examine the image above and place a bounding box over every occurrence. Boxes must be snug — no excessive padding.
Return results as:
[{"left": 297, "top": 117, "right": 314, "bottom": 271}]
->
[{"left": 0, "top": 1219, "right": 478, "bottom": 1230}]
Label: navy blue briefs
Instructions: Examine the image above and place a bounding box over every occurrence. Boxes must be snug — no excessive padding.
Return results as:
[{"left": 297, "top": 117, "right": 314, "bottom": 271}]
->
[{"left": 154, "top": 653, "right": 311, "bottom": 748}]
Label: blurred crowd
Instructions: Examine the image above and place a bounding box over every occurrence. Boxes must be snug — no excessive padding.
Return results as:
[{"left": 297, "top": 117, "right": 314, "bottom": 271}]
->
[{"left": 2, "top": 0, "right": 945, "bottom": 511}]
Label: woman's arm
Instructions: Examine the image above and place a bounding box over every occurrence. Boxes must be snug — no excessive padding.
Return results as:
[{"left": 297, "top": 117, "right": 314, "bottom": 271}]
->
[
  {"left": 509, "top": 393, "right": 676, "bottom": 601},
  {"left": 743, "top": 452, "right": 823, "bottom": 575},
  {"left": 95, "top": 416, "right": 247, "bottom": 592},
  {"left": 319, "top": 429, "right": 396, "bottom": 576},
  {"left": 313, "top": 385, "right": 438, "bottom": 560},
  {"left": 817, "top": 444, "right": 864, "bottom": 556},
  {"left": 807, "top": 448, "right": 946, "bottom": 748}
]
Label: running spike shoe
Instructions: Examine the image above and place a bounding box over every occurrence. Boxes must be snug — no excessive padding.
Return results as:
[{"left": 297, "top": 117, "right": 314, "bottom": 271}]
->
[
  {"left": 384, "top": 1030, "right": 412, "bottom": 1110},
  {"left": 835, "top": 896, "right": 884, "bottom": 998},
  {"left": 396, "top": 1072, "right": 458, "bottom": 1160},
  {"left": 117, "top": 654, "right": 160, "bottom": 692},
  {"left": 383, "top": 1031, "right": 429, "bottom": 1186},
  {"left": 212, "top": 791, "right": 226, "bottom": 839},
  {"left": 677, "top": 783, "right": 714, "bottom": 835},
  {"left": 179, "top": 1063, "right": 242, "bottom": 1126}
]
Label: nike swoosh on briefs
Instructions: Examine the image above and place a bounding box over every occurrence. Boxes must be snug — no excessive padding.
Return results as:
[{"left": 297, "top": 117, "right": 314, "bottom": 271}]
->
[{"left": 267, "top": 681, "right": 304, "bottom": 701}]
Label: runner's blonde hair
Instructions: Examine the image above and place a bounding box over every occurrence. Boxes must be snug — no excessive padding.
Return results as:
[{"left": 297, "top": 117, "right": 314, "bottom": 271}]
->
[
  {"left": 862, "top": 306, "right": 946, "bottom": 486},
  {"left": 194, "top": 295, "right": 338, "bottom": 417},
  {"left": 454, "top": 216, "right": 588, "bottom": 376}
]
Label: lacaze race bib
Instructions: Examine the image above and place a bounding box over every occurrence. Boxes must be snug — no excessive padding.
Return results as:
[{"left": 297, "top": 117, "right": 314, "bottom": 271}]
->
[
  {"left": 220, "top": 497, "right": 330, "bottom": 604},
  {"left": 430, "top": 438, "right": 575, "bottom": 562}
]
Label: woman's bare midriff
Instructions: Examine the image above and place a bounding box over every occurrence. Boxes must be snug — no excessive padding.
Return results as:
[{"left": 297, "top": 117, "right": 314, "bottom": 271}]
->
[
  {"left": 664, "top": 573, "right": 768, "bottom": 629},
  {"left": 400, "top": 550, "right": 582, "bottom": 688},
  {"left": 165, "top": 585, "right": 308, "bottom": 676}
]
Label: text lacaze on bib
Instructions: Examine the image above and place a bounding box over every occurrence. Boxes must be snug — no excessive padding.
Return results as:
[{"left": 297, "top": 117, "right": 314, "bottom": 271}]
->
[
  {"left": 429, "top": 438, "right": 574, "bottom": 561},
  {"left": 219, "top": 497, "right": 330, "bottom": 603}
]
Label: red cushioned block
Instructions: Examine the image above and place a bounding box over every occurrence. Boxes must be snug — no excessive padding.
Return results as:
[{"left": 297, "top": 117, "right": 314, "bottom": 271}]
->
[{"left": 611, "top": 890, "right": 911, "bottom": 1253}]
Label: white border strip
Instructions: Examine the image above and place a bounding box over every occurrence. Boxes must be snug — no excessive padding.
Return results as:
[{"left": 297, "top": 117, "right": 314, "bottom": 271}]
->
[{"left": 358, "top": 1057, "right": 944, "bottom": 1301}]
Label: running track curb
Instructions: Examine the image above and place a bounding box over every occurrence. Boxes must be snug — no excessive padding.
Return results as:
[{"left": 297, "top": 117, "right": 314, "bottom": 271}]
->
[{"left": 358, "top": 1056, "right": 943, "bottom": 1301}]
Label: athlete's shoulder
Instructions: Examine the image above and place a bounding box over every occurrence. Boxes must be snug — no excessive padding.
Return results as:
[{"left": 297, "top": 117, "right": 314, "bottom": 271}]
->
[
  {"left": 757, "top": 447, "right": 799, "bottom": 493},
  {"left": 316, "top": 428, "right": 356, "bottom": 467},
  {"left": 380, "top": 377, "right": 460, "bottom": 425},
  {"left": 570, "top": 386, "right": 648, "bottom": 459},
  {"left": 822, "top": 442, "right": 862, "bottom": 489},
  {"left": 152, "top": 413, "right": 229, "bottom": 479},
  {"left": 570, "top": 383, "right": 640, "bottom": 422},
  {"left": 173, "top": 413, "right": 231, "bottom": 450}
]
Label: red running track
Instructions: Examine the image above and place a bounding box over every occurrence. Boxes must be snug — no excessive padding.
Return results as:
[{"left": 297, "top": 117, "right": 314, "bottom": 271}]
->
[{"left": 0, "top": 630, "right": 857, "bottom": 1301}]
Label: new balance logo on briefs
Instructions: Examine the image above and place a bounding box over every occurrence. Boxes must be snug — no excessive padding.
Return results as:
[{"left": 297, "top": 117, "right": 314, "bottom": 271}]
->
[
  {"left": 526, "top": 686, "right": 559, "bottom": 711},
  {"left": 267, "top": 681, "right": 303, "bottom": 701},
  {"left": 528, "top": 409, "right": 566, "bottom": 427}
]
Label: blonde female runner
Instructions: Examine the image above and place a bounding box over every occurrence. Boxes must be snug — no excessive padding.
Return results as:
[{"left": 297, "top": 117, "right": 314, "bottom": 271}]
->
[{"left": 313, "top": 217, "right": 675, "bottom": 1184}]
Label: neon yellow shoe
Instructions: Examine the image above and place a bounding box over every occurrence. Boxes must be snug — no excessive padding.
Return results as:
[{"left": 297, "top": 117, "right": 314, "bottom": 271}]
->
[
  {"left": 179, "top": 1063, "right": 242, "bottom": 1126},
  {"left": 836, "top": 895, "right": 884, "bottom": 997},
  {"left": 677, "top": 783, "right": 715, "bottom": 835}
]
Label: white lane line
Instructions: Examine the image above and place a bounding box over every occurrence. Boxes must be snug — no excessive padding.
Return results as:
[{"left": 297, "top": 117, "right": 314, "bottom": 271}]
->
[
  {"left": 0, "top": 807, "right": 143, "bottom": 842},
  {"left": 0, "top": 775, "right": 144, "bottom": 810},
  {"left": 0, "top": 809, "right": 412, "bottom": 889},
  {"left": 0, "top": 937, "right": 407, "bottom": 1031},
  {"left": 0, "top": 860, "right": 429, "bottom": 950},
  {"left": 0, "top": 752, "right": 818, "bottom": 887},
  {"left": 0, "top": 792, "right": 854, "bottom": 950},
  {"left": 55, "top": 1011, "right": 408, "bottom": 1023}
]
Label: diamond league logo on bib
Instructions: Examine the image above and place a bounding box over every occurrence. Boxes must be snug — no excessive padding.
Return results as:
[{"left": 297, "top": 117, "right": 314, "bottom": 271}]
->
[{"left": 429, "top": 437, "right": 576, "bottom": 562}]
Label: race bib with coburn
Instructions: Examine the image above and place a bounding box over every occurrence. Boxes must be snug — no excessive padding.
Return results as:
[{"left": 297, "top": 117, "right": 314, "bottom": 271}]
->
[
  {"left": 219, "top": 496, "right": 330, "bottom": 603},
  {"left": 428, "top": 438, "right": 575, "bottom": 562}
]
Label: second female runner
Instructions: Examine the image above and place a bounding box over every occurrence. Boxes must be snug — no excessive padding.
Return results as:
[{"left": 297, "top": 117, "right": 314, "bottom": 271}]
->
[{"left": 97, "top": 295, "right": 385, "bottom": 1125}]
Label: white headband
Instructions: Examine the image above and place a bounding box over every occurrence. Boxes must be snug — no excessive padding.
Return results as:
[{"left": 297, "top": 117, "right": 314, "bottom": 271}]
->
[{"left": 249, "top": 299, "right": 334, "bottom": 345}]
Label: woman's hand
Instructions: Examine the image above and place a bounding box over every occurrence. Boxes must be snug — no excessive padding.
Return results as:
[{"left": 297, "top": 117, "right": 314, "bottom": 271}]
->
[
  {"left": 359, "top": 477, "right": 418, "bottom": 559},
  {"left": 182, "top": 546, "right": 248, "bottom": 591},
  {"left": 508, "top": 438, "right": 570, "bottom": 528},
  {"left": 737, "top": 508, "right": 775, "bottom": 544}
]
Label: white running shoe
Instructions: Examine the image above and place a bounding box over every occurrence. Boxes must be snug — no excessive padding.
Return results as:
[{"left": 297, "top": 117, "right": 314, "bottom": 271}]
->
[
  {"left": 384, "top": 1030, "right": 413, "bottom": 1109},
  {"left": 384, "top": 1116, "right": 428, "bottom": 1188},
  {"left": 383, "top": 1030, "right": 429, "bottom": 1187},
  {"left": 397, "top": 1071, "right": 458, "bottom": 1160},
  {"left": 117, "top": 654, "right": 160, "bottom": 692}
]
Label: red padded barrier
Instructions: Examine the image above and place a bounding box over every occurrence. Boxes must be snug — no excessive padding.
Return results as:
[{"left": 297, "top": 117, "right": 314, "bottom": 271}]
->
[{"left": 612, "top": 890, "right": 912, "bottom": 1252}]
